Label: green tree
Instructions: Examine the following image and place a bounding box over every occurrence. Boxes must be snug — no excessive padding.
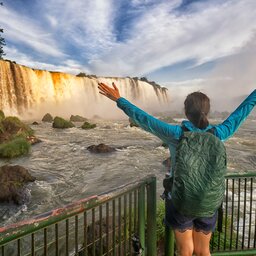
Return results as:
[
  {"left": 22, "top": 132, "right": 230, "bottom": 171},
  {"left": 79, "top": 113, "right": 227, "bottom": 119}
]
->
[{"left": 0, "top": 2, "right": 6, "bottom": 59}]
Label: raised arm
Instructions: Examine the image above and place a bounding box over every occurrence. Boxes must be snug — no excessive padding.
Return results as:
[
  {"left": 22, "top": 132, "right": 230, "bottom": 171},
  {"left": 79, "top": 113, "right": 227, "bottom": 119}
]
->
[
  {"left": 215, "top": 89, "right": 256, "bottom": 141},
  {"left": 98, "top": 82, "right": 182, "bottom": 143}
]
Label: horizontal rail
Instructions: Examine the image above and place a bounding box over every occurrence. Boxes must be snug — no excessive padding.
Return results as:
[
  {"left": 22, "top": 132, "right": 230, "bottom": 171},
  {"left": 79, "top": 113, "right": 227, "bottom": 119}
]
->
[
  {"left": 0, "top": 175, "right": 156, "bottom": 248},
  {"left": 225, "top": 172, "right": 256, "bottom": 178},
  {"left": 212, "top": 249, "right": 256, "bottom": 255}
]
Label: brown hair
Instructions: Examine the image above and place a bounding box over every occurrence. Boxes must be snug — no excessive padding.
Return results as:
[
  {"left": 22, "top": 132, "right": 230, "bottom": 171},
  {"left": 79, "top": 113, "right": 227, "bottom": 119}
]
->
[{"left": 184, "top": 91, "right": 210, "bottom": 129}]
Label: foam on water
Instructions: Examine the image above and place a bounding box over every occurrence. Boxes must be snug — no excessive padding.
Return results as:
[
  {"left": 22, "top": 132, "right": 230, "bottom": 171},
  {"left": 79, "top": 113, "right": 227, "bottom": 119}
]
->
[{"left": 0, "top": 119, "right": 255, "bottom": 226}]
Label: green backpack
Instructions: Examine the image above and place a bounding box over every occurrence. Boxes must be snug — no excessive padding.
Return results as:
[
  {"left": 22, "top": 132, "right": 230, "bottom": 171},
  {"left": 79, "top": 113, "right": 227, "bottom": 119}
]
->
[{"left": 171, "top": 129, "right": 227, "bottom": 217}]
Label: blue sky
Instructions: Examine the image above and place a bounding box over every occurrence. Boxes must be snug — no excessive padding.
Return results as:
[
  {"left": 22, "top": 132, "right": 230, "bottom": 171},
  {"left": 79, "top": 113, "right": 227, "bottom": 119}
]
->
[{"left": 0, "top": 0, "right": 256, "bottom": 103}]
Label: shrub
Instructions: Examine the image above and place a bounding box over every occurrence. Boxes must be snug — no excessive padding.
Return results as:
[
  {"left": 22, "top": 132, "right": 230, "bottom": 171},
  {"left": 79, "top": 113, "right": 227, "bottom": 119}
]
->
[
  {"left": 156, "top": 200, "right": 166, "bottom": 241},
  {"left": 81, "top": 121, "right": 96, "bottom": 129},
  {"left": 0, "top": 137, "right": 31, "bottom": 158},
  {"left": 52, "top": 116, "right": 75, "bottom": 128}
]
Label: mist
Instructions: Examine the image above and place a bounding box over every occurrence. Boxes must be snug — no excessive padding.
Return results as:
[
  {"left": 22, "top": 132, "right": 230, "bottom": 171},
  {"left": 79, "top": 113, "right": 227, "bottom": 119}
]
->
[{"left": 164, "top": 37, "right": 256, "bottom": 114}]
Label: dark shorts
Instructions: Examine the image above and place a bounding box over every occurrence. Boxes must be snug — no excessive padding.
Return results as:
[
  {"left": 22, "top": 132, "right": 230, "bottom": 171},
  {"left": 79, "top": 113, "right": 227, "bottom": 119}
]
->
[{"left": 165, "top": 198, "right": 217, "bottom": 234}]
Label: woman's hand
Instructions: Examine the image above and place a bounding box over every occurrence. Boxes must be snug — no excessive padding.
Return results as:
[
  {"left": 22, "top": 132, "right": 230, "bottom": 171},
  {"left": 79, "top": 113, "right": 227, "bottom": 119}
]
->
[{"left": 98, "top": 82, "right": 121, "bottom": 102}]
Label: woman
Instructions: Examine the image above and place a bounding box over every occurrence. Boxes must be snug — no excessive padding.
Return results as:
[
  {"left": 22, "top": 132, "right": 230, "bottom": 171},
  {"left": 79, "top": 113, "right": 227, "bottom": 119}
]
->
[{"left": 98, "top": 82, "right": 256, "bottom": 256}]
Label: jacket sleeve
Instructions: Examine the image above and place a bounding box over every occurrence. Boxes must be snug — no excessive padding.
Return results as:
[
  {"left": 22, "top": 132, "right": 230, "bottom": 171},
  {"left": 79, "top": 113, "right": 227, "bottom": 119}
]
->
[
  {"left": 116, "top": 97, "right": 182, "bottom": 143},
  {"left": 215, "top": 89, "right": 256, "bottom": 141}
]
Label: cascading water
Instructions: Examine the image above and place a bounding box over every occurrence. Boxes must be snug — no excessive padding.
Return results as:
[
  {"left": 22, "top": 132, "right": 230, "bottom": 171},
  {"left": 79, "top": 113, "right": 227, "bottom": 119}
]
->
[{"left": 0, "top": 60, "right": 169, "bottom": 119}]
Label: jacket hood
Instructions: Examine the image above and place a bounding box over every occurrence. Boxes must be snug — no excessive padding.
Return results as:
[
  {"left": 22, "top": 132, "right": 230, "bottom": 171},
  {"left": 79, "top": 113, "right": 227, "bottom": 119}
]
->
[{"left": 181, "top": 120, "right": 213, "bottom": 132}]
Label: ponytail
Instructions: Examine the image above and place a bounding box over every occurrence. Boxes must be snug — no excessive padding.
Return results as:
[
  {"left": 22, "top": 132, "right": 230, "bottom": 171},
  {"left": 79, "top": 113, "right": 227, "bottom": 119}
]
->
[{"left": 197, "top": 112, "right": 209, "bottom": 129}]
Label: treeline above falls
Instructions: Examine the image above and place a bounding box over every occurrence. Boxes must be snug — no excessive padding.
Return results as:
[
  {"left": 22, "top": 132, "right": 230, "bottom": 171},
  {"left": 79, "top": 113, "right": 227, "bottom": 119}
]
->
[{"left": 0, "top": 60, "right": 169, "bottom": 120}]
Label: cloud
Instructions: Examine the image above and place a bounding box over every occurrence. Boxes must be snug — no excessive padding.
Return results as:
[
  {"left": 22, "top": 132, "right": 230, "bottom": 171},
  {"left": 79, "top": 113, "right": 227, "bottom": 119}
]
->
[
  {"left": 41, "top": 0, "right": 117, "bottom": 59},
  {"left": 5, "top": 46, "right": 88, "bottom": 75},
  {"left": 162, "top": 34, "right": 256, "bottom": 112},
  {"left": 1, "top": 0, "right": 256, "bottom": 83},
  {"left": 89, "top": 0, "right": 256, "bottom": 76},
  {"left": 0, "top": 5, "right": 66, "bottom": 58}
]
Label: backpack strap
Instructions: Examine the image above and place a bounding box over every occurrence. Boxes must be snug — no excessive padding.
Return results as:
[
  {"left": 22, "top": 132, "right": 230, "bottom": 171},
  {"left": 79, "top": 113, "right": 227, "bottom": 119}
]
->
[
  {"left": 206, "top": 127, "right": 215, "bottom": 135},
  {"left": 181, "top": 125, "right": 189, "bottom": 132}
]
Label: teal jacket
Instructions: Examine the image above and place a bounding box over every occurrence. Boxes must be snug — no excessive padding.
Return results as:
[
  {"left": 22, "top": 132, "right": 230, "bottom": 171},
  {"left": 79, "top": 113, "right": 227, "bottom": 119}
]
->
[{"left": 116, "top": 89, "right": 256, "bottom": 173}]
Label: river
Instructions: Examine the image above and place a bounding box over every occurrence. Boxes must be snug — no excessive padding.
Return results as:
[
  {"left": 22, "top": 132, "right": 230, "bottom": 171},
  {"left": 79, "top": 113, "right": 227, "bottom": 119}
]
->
[{"left": 0, "top": 118, "right": 255, "bottom": 227}]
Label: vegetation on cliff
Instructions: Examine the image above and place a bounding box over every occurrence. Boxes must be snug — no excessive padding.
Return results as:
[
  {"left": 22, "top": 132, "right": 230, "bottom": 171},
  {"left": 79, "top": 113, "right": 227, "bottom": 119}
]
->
[
  {"left": 76, "top": 72, "right": 97, "bottom": 78},
  {"left": 133, "top": 76, "right": 167, "bottom": 91}
]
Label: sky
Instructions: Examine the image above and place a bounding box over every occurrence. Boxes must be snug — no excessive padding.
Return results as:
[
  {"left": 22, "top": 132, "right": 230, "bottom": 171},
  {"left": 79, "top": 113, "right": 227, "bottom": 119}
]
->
[{"left": 0, "top": 0, "right": 256, "bottom": 110}]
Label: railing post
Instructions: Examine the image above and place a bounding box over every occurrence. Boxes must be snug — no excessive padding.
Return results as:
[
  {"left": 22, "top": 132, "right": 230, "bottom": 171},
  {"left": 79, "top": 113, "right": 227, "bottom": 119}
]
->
[
  {"left": 165, "top": 226, "right": 175, "bottom": 256},
  {"left": 146, "top": 177, "right": 157, "bottom": 256},
  {"left": 138, "top": 184, "right": 146, "bottom": 256},
  {"left": 165, "top": 200, "right": 175, "bottom": 256}
]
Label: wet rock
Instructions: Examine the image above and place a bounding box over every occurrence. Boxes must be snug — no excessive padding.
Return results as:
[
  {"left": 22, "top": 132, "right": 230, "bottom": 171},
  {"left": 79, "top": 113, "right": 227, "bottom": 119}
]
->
[
  {"left": 87, "top": 143, "right": 116, "bottom": 153},
  {"left": 27, "top": 135, "right": 42, "bottom": 145},
  {"left": 81, "top": 121, "right": 96, "bottom": 129},
  {"left": 52, "top": 116, "right": 75, "bottom": 129},
  {"left": 1, "top": 116, "right": 33, "bottom": 138},
  {"left": 0, "top": 165, "right": 35, "bottom": 205},
  {"left": 42, "top": 113, "right": 53, "bottom": 122},
  {"left": 70, "top": 115, "right": 88, "bottom": 122}
]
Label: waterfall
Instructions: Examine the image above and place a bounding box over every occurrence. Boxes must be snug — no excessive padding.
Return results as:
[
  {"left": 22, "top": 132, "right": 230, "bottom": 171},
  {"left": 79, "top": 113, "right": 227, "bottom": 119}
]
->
[{"left": 0, "top": 60, "right": 169, "bottom": 120}]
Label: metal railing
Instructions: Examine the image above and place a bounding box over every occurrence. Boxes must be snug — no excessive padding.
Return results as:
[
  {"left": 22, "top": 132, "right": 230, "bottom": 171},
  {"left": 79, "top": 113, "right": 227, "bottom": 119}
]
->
[
  {"left": 165, "top": 172, "right": 256, "bottom": 256},
  {"left": 0, "top": 175, "right": 157, "bottom": 256},
  {"left": 1, "top": 172, "right": 256, "bottom": 256}
]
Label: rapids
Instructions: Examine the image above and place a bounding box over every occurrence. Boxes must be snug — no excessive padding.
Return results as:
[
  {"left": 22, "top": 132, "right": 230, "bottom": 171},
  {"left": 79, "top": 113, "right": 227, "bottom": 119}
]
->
[{"left": 0, "top": 118, "right": 255, "bottom": 226}]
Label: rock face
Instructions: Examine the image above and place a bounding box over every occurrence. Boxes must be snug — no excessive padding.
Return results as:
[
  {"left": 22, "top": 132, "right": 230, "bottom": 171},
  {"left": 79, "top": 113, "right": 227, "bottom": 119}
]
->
[
  {"left": 42, "top": 113, "right": 53, "bottom": 122},
  {"left": 0, "top": 165, "right": 36, "bottom": 205},
  {"left": 87, "top": 143, "right": 116, "bottom": 153}
]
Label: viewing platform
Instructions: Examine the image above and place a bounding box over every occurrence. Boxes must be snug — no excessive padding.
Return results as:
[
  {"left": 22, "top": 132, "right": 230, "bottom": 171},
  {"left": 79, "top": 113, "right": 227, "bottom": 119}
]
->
[{"left": 0, "top": 173, "right": 255, "bottom": 255}]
